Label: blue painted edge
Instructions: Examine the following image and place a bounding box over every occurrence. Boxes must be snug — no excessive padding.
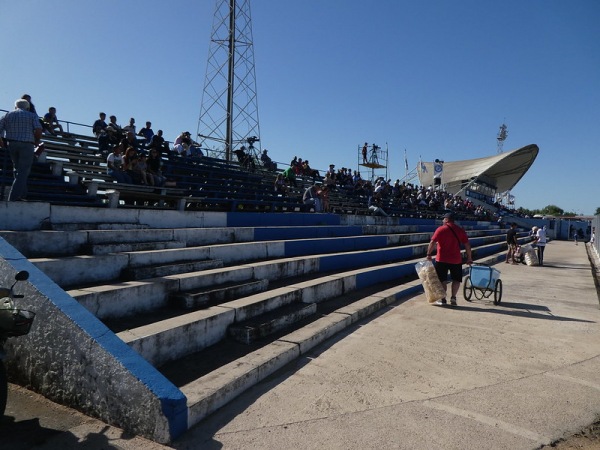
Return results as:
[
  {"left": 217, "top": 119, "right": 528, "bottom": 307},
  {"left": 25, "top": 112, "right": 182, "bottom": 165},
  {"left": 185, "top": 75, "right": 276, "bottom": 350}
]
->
[{"left": 0, "top": 238, "right": 188, "bottom": 440}]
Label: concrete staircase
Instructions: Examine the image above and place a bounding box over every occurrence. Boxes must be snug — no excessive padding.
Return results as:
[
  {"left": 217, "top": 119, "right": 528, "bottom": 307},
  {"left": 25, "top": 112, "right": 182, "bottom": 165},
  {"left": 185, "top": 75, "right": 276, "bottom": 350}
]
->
[{"left": 0, "top": 213, "right": 518, "bottom": 442}]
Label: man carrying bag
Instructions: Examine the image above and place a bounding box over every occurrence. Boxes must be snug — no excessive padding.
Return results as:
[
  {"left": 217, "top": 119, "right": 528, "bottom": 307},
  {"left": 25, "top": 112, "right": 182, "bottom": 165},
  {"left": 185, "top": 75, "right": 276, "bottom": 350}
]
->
[{"left": 426, "top": 212, "right": 473, "bottom": 306}]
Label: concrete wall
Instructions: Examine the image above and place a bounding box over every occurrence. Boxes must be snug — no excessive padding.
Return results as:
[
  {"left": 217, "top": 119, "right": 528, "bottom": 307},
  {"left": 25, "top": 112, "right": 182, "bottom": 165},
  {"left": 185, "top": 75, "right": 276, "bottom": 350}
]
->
[
  {"left": 0, "top": 238, "right": 187, "bottom": 443},
  {"left": 1, "top": 200, "right": 484, "bottom": 232}
]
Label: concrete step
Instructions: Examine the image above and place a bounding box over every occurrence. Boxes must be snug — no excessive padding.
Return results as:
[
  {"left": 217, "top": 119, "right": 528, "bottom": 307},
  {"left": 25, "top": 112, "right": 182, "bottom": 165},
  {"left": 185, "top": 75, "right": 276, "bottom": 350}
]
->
[
  {"left": 170, "top": 279, "right": 268, "bottom": 309},
  {"left": 229, "top": 301, "right": 318, "bottom": 344},
  {"left": 49, "top": 223, "right": 151, "bottom": 231},
  {"left": 122, "top": 259, "right": 224, "bottom": 281},
  {"left": 117, "top": 306, "right": 237, "bottom": 367},
  {"left": 115, "top": 260, "right": 417, "bottom": 367},
  {"left": 86, "top": 240, "right": 187, "bottom": 255}
]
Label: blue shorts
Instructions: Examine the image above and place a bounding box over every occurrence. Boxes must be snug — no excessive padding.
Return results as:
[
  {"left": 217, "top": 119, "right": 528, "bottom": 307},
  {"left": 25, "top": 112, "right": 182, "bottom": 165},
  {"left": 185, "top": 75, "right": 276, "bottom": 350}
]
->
[{"left": 434, "top": 261, "right": 463, "bottom": 283}]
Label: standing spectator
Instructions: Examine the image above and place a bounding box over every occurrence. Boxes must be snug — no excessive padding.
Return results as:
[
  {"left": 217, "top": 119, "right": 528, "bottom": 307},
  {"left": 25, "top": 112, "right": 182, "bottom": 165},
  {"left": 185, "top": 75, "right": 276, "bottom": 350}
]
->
[
  {"left": 505, "top": 222, "right": 519, "bottom": 264},
  {"left": 0, "top": 98, "right": 43, "bottom": 201},
  {"left": 426, "top": 212, "right": 473, "bottom": 306},
  {"left": 93, "top": 112, "right": 109, "bottom": 154},
  {"left": 532, "top": 226, "right": 547, "bottom": 266},
  {"left": 362, "top": 142, "right": 368, "bottom": 164},
  {"left": 42, "top": 107, "right": 64, "bottom": 136}
]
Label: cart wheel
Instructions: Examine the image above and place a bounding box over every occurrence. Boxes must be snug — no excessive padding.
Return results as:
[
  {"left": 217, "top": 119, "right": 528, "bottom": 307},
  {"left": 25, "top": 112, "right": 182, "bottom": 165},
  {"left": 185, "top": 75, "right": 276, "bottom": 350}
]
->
[
  {"left": 493, "top": 279, "right": 503, "bottom": 305},
  {"left": 463, "top": 276, "right": 473, "bottom": 301}
]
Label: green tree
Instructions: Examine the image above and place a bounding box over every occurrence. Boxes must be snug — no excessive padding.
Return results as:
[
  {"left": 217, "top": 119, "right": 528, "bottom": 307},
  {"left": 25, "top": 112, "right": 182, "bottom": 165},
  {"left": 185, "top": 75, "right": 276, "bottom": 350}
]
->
[
  {"left": 595, "top": 207, "right": 600, "bottom": 215},
  {"left": 541, "top": 205, "right": 564, "bottom": 216}
]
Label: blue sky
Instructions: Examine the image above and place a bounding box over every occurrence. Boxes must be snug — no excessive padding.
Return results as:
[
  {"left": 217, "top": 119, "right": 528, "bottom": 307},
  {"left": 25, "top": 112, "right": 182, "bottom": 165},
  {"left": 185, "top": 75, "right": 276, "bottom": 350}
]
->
[{"left": 1, "top": 1, "right": 598, "bottom": 214}]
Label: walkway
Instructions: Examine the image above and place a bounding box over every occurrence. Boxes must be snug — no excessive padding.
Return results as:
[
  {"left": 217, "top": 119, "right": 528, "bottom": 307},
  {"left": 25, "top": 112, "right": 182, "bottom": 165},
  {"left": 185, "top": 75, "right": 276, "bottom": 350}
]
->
[{"left": 176, "top": 240, "right": 600, "bottom": 449}]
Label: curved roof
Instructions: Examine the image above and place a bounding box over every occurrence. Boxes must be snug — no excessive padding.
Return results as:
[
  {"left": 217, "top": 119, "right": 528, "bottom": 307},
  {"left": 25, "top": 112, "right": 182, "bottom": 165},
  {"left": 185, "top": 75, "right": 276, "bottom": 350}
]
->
[{"left": 417, "top": 144, "right": 539, "bottom": 194}]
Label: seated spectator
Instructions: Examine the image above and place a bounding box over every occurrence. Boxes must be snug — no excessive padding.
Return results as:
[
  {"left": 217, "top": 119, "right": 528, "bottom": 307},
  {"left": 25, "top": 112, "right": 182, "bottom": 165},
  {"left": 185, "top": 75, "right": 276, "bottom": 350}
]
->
[
  {"left": 149, "top": 129, "right": 169, "bottom": 153},
  {"left": 106, "top": 115, "right": 124, "bottom": 145},
  {"left": 137, "top": 121, "right": 154, "bottom": 146},
  {"left": 106, "top": 144, "right": 133, "bottom": 184},
  {"left": 233, "top": 146, "right": 255, "bottom": 170},
  {"left": 293, "top": 157, "right": 304, "bottom": 175},
  {"left": 123, "top": 147, "right": 142, "bottom": 184},
  {"left": 124, "top": 131, "right": 141, "bottom": 151},
  {"left": 174, "top": 131, "right": 203, "bottom": 157},
  {"left": 261, "top": 149, "right": 277, "bottom": 171},
  {"left": 122, "top": 117, "right": 136, "bottom": 135},
  {"left": 134, "top": 153, "right": 154, "bottom": 185},
  {"left": 302, "top": 160, "right": 319, "bottom": 179},
  {"left": 274, "top": 173, "right": 288, "bottom": 197},
  {"left": 147, "top": 147, "right": 166, "bottom": 186},
  {"left": 282, "top": 166, "right": 297, "bottom": 187},
  {"left": 320, "top": 185, "right": 330, "bottom": 212},
  {"left": 42, "top": 107, "right": 64, "bottom": 136},
  {"left": 303, "top": 184, "right": 322, "bottom": 212},
  {"left": 323, "top": 171, "right": 336, "bottom": 190},
  {"left": 368, "top": 191, "right": 389, "bottom": 217}
]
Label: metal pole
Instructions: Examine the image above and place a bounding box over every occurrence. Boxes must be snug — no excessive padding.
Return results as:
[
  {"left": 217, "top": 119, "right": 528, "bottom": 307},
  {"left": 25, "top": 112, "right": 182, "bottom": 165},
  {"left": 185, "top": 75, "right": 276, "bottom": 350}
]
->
[{"left": 225, "top": 0, "right": 236, "bottom": 161}]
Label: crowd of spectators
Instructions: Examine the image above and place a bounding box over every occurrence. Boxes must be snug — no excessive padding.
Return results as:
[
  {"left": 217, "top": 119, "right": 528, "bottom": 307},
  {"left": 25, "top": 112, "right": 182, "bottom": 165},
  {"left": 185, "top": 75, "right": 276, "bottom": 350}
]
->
[{"left": 2, "top": 98, "right": 507, "bottom": 218}]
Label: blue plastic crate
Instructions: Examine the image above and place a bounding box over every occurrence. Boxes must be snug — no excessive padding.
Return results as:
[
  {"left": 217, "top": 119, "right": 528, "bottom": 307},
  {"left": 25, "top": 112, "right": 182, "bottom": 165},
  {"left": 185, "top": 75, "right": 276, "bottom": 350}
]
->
[{"left": 470, "top": 265, "right": 501, "bottom": 289}]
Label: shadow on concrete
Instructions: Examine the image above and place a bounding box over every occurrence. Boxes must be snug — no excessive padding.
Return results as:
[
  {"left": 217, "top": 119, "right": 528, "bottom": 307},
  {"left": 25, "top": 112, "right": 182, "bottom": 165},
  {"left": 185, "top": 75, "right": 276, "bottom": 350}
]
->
[{"left": 455, "top": 303, "right": 596, "bottom": 323}]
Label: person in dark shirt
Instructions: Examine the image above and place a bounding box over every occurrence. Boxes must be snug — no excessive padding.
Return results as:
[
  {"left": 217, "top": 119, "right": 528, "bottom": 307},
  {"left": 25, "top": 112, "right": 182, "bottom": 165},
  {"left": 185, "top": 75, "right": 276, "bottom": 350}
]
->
[
  {"left": 148, "top": 130, "right": 169, "bottom": 154},
  {"left": 506, "top": 222, "right": 519, "bottom": 264}
]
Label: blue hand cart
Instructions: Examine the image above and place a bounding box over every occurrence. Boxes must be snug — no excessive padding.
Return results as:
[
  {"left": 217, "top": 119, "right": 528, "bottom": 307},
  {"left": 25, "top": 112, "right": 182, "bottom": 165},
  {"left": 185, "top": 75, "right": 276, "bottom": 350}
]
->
[{"left": 463, "top": 264, "right": 503, "bottom": 305}]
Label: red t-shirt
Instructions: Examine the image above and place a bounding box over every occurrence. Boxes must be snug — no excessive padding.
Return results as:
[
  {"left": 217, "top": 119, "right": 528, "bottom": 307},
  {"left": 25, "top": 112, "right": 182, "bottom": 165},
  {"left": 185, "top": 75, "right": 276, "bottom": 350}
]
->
[{"left": 431, "top": 223, "right": 469, "bottom": 264}]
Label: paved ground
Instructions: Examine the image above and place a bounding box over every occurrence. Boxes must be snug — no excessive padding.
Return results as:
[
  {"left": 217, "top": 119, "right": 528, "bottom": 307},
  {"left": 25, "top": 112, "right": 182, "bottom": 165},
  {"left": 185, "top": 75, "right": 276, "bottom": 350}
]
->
[{"left": 2, "top": 240, "right": 600, "bottom": 449}]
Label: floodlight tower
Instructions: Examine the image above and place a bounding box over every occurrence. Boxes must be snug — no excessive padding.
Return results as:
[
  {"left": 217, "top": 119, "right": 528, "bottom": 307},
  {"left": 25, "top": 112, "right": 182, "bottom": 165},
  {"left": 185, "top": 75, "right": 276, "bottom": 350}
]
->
[
  {"left": 496, "top": 121, "right": 512, "bottom": 206},
  {"left": 197, "top": 0, "right": 261, "bottom": 161},
  {"left": 497, "top": 122, "right": 508, "bottom": 154}
]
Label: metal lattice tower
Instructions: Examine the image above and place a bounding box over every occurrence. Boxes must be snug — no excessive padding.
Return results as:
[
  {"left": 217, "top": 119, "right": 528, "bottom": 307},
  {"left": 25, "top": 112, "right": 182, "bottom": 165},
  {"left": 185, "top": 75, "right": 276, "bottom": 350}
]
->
[
  {"left": 496, "top": 122, "right": 508, "bottom": 154},
  {"left": 197, "top": 0, "right": 261, "bottom": 161}
]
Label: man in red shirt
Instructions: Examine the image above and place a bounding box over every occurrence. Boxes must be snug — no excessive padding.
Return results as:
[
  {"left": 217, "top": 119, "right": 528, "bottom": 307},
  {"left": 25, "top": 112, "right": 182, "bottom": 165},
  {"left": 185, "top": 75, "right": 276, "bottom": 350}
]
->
[{"left": 426, "top": 212, "right": 473, "bottom": 306}]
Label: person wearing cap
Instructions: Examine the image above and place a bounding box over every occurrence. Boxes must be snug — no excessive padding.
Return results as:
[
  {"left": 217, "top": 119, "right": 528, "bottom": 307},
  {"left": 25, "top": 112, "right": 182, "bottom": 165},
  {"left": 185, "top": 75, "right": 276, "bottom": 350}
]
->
[
  {"left": 0, "top": 98, "right": 43, "bottom": 201},
  {"left": 532, "top": 226, "right": 547, "bottom": 266},
  {"left": 426, "top": 212, "right": 473, "bottom": 306}
]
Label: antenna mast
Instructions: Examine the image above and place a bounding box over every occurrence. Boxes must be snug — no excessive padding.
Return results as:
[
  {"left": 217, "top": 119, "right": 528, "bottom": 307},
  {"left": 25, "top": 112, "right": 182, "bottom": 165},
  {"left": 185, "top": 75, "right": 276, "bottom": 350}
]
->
[{"left": 197, "top": 0, "right": 261, "bottom": 161}]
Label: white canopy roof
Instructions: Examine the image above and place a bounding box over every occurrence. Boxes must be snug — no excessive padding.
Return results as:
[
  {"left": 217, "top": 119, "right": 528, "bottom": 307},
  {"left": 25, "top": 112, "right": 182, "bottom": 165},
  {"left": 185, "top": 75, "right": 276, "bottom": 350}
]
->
[{"left": 417, "top": 144, "right": 539, "bottom": 194}]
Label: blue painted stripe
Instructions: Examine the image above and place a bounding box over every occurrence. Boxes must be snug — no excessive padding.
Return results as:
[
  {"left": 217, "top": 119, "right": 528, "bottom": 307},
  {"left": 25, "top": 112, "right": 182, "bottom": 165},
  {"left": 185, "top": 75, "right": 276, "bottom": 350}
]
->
[
  {"left": 319, "top": 247, "right": 415, "bottom": 273},
  {"left": 253, "top": 226, "right": 363, "bottom": 241},
  {"left": 284, "top": 236, "right": 388, "bottom": 257},
  {"left": 355, "top": 264, "right": 416, "bottom": 290},
  {"left": 0, "top": 238, "right": 188, "bottom": 439}
]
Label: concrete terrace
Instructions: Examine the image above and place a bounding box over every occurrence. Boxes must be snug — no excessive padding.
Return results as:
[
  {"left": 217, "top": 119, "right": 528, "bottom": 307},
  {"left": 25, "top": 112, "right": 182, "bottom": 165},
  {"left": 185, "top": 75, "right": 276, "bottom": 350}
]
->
[{"left": 0, "top": 198, "right": 525, "bottom": 444}]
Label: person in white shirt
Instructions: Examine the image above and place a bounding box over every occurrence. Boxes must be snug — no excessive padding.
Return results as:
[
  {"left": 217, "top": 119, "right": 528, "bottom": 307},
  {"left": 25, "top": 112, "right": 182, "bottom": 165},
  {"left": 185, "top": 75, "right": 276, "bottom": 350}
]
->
[{"left": 532, "top": 226, "right": 547, "bottom": 266}]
